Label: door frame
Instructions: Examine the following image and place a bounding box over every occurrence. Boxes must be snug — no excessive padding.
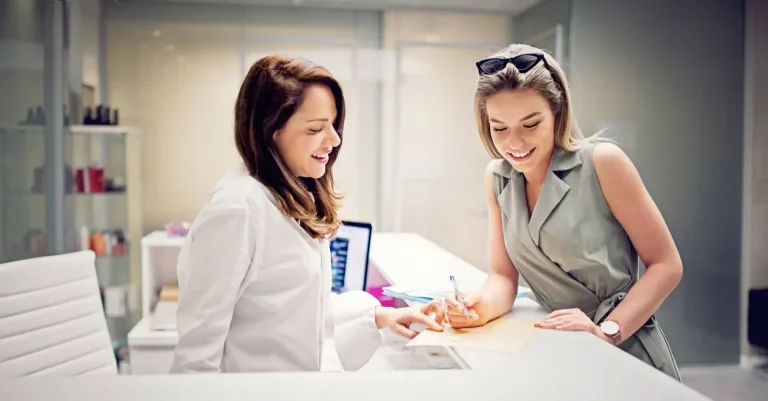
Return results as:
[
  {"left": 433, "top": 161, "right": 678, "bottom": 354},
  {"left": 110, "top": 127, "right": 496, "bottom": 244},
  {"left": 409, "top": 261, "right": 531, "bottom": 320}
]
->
[{"left": 522, "top": 24, "right": 565, "bottom": 64}]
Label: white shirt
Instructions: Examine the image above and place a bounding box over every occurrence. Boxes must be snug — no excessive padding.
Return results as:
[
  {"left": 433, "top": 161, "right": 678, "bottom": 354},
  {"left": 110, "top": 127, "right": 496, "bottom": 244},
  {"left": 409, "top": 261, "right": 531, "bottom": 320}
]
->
[{"left": 169, "top": 165, "right": 383, "bottom": 373}]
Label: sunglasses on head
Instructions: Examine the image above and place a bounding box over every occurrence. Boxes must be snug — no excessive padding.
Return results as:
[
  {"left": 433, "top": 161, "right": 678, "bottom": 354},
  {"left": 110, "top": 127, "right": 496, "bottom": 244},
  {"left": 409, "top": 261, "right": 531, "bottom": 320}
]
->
[{"left": 475, "top": 53, "right": 547, "bottom": 75}]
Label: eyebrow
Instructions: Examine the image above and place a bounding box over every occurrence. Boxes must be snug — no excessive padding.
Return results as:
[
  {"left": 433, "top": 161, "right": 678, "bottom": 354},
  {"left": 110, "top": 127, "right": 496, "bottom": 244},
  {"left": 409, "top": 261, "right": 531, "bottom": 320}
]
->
[
  {"left": 489, "top": 112, "right": 542, "bottom": 125},
  {"left": 519, "top": 112, "right": 541, "bottom": 122},
  {"left": 307, "top": 118, "right": 330, "bottom": 122}
]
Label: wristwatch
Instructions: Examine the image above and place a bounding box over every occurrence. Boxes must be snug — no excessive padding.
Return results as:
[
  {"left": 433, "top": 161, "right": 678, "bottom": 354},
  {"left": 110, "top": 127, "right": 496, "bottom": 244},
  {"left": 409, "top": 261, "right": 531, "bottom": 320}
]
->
[{"left": 599, "top": 320, "right": 621, "bottom": 345}]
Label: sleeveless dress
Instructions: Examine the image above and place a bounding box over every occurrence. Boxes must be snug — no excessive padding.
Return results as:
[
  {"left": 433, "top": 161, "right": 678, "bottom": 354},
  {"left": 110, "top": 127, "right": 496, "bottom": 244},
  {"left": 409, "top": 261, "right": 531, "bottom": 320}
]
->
[{"left": 492, "top": 138, "right": 681, "bottom": 381}]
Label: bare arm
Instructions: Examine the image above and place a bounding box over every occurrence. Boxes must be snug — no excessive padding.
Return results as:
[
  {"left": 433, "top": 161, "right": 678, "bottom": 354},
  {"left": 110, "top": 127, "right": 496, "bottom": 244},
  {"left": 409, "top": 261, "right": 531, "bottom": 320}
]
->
[
  {"left": 593, "top": 143, "right": 683, "bottom": 344},
  {"left": 481, "top": 161, "right": 521, "bottom": 321}
]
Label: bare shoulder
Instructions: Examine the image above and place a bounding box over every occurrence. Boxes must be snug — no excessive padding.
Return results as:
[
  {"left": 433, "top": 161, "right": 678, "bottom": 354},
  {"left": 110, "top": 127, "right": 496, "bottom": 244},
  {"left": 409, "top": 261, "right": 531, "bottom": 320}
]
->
[
  {"left": 592, "top": 142, "right": 632, "bottom": 171},
  {"left": 591, "top": 142, "right": 641, "bottom": 184},
  {"left": 590, "top": 141, "right": 648, "bottom": 209}
]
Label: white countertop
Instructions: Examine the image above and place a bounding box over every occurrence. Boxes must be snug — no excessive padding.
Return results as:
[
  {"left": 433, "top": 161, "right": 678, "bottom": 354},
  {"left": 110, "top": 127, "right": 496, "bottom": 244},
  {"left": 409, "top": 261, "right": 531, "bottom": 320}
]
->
[
  {"left": 369, "top": 232, "right": 488, "bottom": 287},
  {"left": 127, "top": 317, "right": 178, "bottom": 347},
  {"left": 3, "top": 365, "right": 709, "bottom": 401}
]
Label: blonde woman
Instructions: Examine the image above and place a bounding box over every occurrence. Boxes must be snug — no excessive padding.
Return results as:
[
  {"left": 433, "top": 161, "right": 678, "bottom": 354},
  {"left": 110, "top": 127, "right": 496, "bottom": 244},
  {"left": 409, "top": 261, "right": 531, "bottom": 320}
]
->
[
  {"left": 445, "top": 44, "right": 683, "bottom": 381},
  {"left": 170, "top": 55, "right": 444, "bottom": 374}
]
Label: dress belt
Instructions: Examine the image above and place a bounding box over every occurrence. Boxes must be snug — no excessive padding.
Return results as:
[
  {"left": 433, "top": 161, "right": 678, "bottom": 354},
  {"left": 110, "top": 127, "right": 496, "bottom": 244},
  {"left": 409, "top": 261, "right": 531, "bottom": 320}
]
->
[{"left": 592, "top": 292, "right": 669, "bottom": 372}]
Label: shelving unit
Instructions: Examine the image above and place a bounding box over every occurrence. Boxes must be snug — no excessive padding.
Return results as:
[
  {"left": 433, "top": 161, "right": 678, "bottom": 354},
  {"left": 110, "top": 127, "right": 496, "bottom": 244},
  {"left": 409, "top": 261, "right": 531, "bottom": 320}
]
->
[{"left": 0, "top": 123, "right": 143, "bottom": 367}]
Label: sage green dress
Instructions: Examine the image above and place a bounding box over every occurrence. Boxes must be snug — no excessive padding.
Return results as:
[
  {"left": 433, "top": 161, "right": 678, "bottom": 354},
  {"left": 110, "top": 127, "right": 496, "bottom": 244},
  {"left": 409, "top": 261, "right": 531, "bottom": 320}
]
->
[{"left": 492, "top": 137, "right": 681, "bottom": 381}]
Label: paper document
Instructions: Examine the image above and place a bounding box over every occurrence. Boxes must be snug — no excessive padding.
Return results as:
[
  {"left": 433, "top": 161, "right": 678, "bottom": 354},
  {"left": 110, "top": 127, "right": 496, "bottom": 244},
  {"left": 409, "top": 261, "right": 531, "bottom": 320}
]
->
[
  {"left": 407, "top": 316, "right": 539, "bottom": 353},
  {"left": 383, "top": 282, "right": 532, "bottom": 304}
]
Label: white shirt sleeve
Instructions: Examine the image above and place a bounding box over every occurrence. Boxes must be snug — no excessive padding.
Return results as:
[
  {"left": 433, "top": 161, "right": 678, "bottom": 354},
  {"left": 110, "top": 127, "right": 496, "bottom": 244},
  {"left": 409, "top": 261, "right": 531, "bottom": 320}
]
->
[
  {"left": 169, "top": 204, "right": 260, "bottom": 373},
  {"left": 327, "top": 290, "right": 383, "bottom": 371}
]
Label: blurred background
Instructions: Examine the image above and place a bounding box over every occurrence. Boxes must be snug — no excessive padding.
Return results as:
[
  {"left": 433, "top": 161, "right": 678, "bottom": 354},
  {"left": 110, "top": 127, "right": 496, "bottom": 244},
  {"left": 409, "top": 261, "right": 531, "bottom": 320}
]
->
[{"left": 0, "top": 0, "right": 766, "bottom": 398}]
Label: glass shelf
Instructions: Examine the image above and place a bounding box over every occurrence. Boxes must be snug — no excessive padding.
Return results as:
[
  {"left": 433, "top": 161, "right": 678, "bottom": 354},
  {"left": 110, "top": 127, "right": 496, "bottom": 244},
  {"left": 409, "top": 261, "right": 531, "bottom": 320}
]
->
[
  {"left": 1, "top": 122, "right": 142, "bottom": 368},
  {"left": 0, "top": 124, "right": 140, "bottom": 135},
  {"left": 4, "top": 191, "right": 127, "bottom": 196},
  {"left": 95, "top": 252, "right": 132, "bottom": 287}
]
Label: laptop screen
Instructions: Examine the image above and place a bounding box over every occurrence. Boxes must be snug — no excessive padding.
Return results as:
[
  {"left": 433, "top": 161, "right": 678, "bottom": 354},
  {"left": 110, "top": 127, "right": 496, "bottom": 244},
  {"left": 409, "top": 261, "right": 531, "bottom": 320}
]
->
[{"left": 330, "top": 221, "right": 372, "bottom": 293}]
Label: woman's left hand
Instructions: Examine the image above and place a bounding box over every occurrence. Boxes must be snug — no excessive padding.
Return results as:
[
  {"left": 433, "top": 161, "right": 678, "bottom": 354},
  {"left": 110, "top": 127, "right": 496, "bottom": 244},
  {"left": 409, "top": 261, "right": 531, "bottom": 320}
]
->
[{"left": 534, "top": 308, "right": 610, "bottom": 343}]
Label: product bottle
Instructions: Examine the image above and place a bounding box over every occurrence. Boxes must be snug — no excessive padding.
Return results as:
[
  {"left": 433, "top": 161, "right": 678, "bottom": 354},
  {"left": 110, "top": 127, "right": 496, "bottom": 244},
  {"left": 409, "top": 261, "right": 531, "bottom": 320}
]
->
[
  {"left": 102, "top": 106, "right": 111, "bottom": 125},
  {"left": 23, "top": 107, "right": 35, "bottom": 125},
  {"left": 103, "top": 231, "right": 113, "bottom": 256},
  {"left": 95, "top": 105, "right": 103, "bottom": 125},
  {"left": 83, "top": 107, "right": 94, "bottom": 125},
  {"left": 92, "top": 232, "right": 105, "bottom": 256},
  {"left": 80, "top": 226, "right": 90, "bottom": 251},
  {"left": 35, "top": 106, "right": 45, "bottom": 125}
]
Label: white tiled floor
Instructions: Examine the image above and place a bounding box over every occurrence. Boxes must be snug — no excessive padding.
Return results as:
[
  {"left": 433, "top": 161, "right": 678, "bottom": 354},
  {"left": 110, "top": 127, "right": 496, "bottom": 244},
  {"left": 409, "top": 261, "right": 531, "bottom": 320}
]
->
[{"left": 680, "top": 366, "right": 768, "bottom": 401}]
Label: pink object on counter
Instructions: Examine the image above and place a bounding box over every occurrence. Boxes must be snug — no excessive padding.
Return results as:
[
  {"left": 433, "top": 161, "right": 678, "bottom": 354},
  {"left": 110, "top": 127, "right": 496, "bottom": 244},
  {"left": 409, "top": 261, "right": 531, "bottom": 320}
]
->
[
  {"left": 165, "top": 222, "right": 191, "bottom": 237},
  {"left": 366, "top": 286, "right": 396, "bottom": 308}
]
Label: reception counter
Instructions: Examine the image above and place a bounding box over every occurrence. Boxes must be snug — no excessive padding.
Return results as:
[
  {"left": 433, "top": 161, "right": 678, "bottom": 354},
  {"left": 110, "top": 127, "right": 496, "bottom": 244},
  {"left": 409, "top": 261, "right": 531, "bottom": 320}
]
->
[
  {"left": 5, "top": 365, "right": 709, "bottom": 401},
  {"left": 2, "top": 232, "right": 711, "bottom": 400}
]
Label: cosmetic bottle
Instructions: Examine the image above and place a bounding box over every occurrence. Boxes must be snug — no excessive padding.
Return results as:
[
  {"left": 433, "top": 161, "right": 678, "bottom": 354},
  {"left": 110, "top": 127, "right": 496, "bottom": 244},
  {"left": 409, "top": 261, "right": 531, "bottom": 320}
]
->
[
  {"left": 83, "top": 107, "right": 94, "bottom": 125},
  {"left": 95, "top": 105, "right": 103, "bottom": 125},
  {"left": 102, "top": 106, "right": 111, "bottom": 125},
  {"left": 35, "top": 106, "right": 45, "bottom": 125},
  {"left": 80, "top": 226, "right": 91, "bottom": 251}
]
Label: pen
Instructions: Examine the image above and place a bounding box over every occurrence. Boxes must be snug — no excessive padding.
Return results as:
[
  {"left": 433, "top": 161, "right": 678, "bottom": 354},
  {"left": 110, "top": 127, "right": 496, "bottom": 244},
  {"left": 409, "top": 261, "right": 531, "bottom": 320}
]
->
[{"left": 449, "top": 275, "right": 471, "bottom": 319}]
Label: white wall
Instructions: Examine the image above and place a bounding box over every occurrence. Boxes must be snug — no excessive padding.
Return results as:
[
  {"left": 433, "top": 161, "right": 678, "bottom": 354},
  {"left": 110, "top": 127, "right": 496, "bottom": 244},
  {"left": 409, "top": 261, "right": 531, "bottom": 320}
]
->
[
  {"left": 743, "top": 0, "right": 768, "bottom": 363},
  {"left": 511, "top": 0, "right": 571, "bottom": 71},
  {"left": 380, "top": 11, "right": 511, "bottom": 270},
  {"left": 105, "top": 3, "right": 513, "bottom": 269},
  {"left": 569, "top": 0, "right": 744, "bottom": 365},
  {"left": 105, "top": 2, "right": 381, "bottom": 233}
]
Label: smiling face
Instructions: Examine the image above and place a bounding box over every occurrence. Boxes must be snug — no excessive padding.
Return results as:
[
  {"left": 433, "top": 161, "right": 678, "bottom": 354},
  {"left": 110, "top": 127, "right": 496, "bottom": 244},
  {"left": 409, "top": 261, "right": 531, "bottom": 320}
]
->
[
  {"left": 274, "top": 83, "right": 341, "bottom": 179},
  {"left": 486, "top": 88, "right": 556, "bottom": 175}
]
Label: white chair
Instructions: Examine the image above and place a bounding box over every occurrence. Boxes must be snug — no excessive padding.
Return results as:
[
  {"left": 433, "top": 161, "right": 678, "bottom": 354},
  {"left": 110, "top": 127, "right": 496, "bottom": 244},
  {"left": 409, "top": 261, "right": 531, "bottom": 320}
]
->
[{"left": 0, "top": 250, "right": 117, "bottom": 377}]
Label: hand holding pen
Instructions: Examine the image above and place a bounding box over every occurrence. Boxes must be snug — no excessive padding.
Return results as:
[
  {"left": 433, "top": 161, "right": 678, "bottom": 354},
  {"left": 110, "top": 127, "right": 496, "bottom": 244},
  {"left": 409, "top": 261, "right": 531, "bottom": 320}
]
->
[{"left": 444, "top": 276, "right": 488, "bottom": 329}]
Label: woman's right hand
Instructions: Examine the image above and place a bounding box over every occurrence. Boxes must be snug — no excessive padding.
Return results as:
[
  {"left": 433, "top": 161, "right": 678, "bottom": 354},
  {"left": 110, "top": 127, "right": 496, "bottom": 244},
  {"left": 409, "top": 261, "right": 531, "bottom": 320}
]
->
[{"left": 444, "top": 292, "right": 491, "bottom": 328}]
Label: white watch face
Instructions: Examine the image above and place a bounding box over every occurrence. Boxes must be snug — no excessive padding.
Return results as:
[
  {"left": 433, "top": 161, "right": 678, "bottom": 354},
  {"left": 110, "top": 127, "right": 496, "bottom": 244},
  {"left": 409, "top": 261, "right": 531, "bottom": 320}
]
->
[{"left": 601, "top": 320, "right": 620, "bottom": 336}]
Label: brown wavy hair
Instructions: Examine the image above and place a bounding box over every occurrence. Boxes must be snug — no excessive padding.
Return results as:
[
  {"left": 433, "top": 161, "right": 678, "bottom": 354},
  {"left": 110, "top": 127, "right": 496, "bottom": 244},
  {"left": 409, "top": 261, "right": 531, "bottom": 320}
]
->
[{"left": 234, "top": 55, "right": 344, "bottom": 239}]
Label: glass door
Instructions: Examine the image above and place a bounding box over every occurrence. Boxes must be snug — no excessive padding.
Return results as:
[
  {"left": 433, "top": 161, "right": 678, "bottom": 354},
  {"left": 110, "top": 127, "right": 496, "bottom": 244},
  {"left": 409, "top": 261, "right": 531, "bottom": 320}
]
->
[
  {"left": 394, "top": 45, "right": 494, "bottom": 270},
  {"left": 0, "top": 0, "right": 66, "bottom": 263}
]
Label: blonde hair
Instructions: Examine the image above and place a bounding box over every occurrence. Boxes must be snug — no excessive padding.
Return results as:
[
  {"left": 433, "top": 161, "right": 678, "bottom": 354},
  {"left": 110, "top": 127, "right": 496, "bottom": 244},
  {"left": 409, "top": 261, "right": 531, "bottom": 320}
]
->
[{"left": 474, "top": 44, "right": 584, "bottom": 159}]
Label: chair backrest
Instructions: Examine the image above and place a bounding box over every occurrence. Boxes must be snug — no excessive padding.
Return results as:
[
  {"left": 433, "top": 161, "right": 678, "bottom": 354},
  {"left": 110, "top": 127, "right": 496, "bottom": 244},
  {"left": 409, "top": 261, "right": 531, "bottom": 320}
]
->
[{"left": 0, "top": 251, "right": 117, "bottom": 377}]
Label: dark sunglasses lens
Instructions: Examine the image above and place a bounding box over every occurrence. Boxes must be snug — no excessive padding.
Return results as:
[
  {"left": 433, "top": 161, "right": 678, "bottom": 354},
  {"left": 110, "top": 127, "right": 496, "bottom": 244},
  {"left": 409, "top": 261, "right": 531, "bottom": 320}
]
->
[
  {"left": 479, "top": 59, "right": 506, "bottom": 74},
  {"left": 513, "top": 54, "right": 541, "bottom": 72}
]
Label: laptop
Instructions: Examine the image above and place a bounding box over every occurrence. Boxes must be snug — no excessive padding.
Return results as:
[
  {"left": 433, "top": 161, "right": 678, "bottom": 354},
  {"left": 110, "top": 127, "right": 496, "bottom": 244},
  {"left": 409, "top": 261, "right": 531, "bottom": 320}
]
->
[{"left": 329, "top": 220, "right": 373, "bottom": 294}]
